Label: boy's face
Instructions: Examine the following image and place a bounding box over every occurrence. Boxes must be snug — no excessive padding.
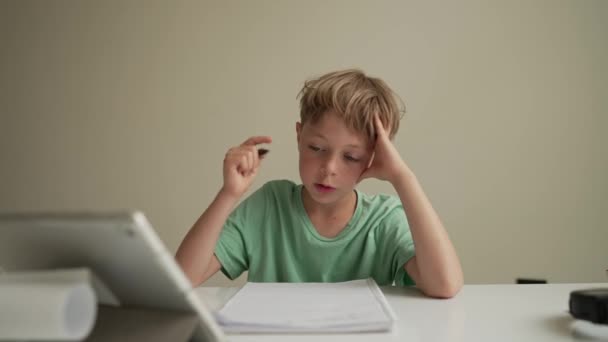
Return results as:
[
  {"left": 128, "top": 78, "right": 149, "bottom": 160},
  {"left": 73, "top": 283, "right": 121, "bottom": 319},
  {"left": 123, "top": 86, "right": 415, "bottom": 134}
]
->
[{"left": 296, "top": 112, "right": 374, "bottom": 205}]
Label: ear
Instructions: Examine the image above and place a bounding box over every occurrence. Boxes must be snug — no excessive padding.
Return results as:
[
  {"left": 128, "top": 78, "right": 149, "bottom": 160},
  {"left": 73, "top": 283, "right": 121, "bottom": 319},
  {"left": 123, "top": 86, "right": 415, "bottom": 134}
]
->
[{"left": 296, "top": 122, "right": 302, "bottom": 144}]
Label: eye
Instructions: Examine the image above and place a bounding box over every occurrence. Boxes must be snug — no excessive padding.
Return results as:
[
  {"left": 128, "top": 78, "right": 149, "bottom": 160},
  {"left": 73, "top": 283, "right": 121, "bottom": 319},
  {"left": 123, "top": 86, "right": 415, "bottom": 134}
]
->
[
  {"left": 344, "top": 154, "right": 360, "bottom": 162},
  {"left": 308, "top": 145, "right": 321, "bottom": 152}
]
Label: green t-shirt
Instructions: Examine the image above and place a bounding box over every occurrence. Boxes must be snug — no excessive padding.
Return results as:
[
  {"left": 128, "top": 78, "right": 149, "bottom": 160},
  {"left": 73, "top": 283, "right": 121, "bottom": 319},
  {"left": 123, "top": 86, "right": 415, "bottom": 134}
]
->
[{"left": 214, "top": 180, "right": 416, "bottom": 286}]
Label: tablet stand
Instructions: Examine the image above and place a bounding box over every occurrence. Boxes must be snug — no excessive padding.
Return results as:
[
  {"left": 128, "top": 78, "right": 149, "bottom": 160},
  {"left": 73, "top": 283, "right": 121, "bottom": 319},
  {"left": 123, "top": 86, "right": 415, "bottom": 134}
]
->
[{"left": 0, "top": 268, "right": 198, "bottom": 342}]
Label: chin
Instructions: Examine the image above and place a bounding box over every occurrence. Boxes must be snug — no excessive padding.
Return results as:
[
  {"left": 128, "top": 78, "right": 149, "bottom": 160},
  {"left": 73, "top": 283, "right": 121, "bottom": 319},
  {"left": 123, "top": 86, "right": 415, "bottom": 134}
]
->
[{"left": 311, "top": 195, "right": 338, "bottom": 204}]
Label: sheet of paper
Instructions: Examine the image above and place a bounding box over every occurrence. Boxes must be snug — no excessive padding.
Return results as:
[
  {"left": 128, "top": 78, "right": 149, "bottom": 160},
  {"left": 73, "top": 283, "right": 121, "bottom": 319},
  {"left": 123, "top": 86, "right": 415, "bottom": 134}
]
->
[{"left": 214, "top": 278, "right": 395, "bottom": 333}]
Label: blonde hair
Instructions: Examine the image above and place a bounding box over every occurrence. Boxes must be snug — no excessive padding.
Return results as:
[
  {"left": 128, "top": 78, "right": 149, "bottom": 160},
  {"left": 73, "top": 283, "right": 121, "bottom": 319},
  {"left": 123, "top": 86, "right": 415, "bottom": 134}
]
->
[{"left": 297, "top": 69, "right": 405, "bottom": 141}]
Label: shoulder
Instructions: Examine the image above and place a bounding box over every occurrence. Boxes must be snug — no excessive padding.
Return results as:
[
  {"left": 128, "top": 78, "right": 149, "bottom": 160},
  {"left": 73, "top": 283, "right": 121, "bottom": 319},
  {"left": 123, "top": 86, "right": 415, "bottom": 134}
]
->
[
  {"left": 262, "top": 179, "right": 298, "bottom": 192},
  {"left": 256, "top": 179, "right": 299, "bottom": 199},
  {"left": 357, "top": 190, "right": 408, "bottom": 232},
  {"left": 358, "top": 191, "right": 404, "bottom": 218},
  {"left": 227, "top": 181, "right": 296, "bottom": 227},
  {"left": 240, "top": 180, "right": 299, "bottom": 208},
  {"left": 244, "top": 179, "right": 296, "bottom": 198}
]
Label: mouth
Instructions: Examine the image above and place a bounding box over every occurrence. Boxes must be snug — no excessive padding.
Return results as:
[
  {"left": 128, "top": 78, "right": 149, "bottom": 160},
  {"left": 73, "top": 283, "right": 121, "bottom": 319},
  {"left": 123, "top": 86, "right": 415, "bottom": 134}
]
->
[{"left": 314, "top": 183, "right": 336, "bottom": 193}]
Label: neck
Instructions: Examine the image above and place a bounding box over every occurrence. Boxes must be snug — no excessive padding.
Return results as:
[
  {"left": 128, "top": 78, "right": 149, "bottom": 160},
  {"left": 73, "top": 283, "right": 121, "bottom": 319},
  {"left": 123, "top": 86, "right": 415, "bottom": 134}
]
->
[{"left": 301, "top": 188, "right": 357, "bottom": 220}]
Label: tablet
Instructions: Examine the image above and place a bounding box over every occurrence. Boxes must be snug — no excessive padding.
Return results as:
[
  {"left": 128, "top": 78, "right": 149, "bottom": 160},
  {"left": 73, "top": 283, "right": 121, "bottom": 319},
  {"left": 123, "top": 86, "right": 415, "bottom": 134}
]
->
[{"left": 0, "top": 211, "right": 225, "bottom": 342}]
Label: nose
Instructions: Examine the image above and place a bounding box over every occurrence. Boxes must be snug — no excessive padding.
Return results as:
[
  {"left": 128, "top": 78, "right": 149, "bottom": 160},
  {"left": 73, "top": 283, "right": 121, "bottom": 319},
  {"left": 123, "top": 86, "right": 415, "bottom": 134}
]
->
[{"left": 320, "top": 154, "right": 339, "bottom": 176}]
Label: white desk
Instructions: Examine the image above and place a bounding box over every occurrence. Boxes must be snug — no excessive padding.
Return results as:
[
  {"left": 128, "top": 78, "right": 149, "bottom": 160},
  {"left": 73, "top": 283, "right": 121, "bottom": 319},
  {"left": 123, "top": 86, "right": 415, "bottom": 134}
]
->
[{"left": 195, "top": 283, "right": 608, "bottom": 342}]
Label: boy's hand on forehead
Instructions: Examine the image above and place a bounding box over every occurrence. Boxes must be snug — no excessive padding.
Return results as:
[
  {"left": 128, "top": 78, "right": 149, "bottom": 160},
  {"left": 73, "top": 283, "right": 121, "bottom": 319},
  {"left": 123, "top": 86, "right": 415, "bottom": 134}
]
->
[
  {"left": 221, "top": 135, "right": 272, "bottom": 199},
  {"left": 358, "top": 113, "right": 408, "bottom": 185}
]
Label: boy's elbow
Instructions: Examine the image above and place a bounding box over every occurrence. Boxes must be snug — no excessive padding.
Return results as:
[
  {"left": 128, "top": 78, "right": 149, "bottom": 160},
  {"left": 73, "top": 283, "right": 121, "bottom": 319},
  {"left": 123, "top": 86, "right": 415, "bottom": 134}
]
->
[
  {"left": 183, "top": 268, "right": 203, "bottom": 287},
  {"left": 423, "top": 276, "right": 463, "bottom": 299},
  {"left": 175, "top": 257, "right": 202, "bottom": 287},
  {"left": 434, "top": 282, "right": 462, "bottom": 299}
]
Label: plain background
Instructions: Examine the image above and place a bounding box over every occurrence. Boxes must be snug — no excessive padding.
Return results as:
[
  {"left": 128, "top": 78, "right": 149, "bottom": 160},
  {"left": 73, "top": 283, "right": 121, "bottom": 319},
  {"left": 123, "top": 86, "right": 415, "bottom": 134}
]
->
[{"left": 1, "top": 0, "right": 606, "bottom": 286}]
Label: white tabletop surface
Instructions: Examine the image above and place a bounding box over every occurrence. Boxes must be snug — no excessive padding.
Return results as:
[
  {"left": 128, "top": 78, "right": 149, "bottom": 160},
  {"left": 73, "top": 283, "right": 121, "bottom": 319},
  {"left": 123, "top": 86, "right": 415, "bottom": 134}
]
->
[{"left": 195, "top": 283, "right": 608, "bottom": 342}]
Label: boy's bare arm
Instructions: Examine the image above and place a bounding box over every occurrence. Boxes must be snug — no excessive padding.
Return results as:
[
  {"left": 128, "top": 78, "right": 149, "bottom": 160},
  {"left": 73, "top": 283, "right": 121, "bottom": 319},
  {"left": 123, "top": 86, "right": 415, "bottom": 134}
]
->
[
  {"left": 394, "top": 171, "right": 463, "bottom": 298},
  {"left": 175, "top": 136, "right": 272, "bottom": 286},
  {"left": 175, "top": 189, "right": 239, "bottom": 286},
  {"left": 360, "top": 114, "right": 463, "bottom": 298}
]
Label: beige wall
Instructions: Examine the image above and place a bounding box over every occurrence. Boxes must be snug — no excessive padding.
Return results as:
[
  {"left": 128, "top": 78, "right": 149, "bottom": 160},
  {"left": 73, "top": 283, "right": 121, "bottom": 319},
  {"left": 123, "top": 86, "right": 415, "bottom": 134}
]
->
[{"left": 1, "top": 0, "right": 606, "bottom": 286}]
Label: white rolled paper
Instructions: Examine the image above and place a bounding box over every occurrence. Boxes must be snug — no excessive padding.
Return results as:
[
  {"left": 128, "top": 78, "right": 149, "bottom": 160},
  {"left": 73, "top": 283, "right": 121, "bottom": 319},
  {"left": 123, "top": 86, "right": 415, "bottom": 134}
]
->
[{"left": 0, "top": 281, "right": 97, "bottom": 340}]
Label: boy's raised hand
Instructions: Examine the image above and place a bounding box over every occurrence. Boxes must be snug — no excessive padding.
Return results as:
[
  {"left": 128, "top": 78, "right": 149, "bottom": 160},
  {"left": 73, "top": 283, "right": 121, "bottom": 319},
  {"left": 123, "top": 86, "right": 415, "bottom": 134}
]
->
[
  {"left": 359, "top": 114, "right": 408, "bottom": 185},
  {"left": 221, "top": 136, "right": 272, "bottom": 199}
]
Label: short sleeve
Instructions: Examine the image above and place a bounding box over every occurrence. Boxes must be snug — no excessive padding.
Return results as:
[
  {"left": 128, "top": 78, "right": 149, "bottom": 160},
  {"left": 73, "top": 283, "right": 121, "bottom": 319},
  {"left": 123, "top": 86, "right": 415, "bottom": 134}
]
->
[
  {"left": 378, "top": 207, "right": 416, "bottom": 286},
  {"left": 214, "top": 184, "right": 269, "bottom": 280}
]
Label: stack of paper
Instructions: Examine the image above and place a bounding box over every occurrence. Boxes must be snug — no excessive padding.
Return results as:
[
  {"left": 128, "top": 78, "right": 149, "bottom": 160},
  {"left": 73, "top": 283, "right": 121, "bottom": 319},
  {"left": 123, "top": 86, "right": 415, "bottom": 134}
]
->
[{"left": 214, "top": 278, "right": 395, "bottom": 333}]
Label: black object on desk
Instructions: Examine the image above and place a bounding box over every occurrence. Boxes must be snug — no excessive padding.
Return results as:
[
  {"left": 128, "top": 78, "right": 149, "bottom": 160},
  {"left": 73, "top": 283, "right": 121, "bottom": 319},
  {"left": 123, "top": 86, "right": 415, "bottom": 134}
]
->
[
  {"left": 516, "top": 278, "right": 547, "bottom": 284},
  {"left": 569, "top": 288, "right": 608, "bottom": 325}
]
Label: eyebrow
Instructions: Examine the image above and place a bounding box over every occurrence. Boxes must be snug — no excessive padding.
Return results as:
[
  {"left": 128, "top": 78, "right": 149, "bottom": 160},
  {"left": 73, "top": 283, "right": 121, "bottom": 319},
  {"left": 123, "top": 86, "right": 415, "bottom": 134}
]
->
[{"left": 310, "top": 133, "right": 363, "bottom": 150}]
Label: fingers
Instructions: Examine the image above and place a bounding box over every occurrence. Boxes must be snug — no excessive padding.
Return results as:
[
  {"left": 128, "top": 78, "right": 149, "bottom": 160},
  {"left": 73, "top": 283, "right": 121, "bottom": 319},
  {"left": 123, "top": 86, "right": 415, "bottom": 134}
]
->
[
  {"left": 241, "top": 136, "right": 272, "bottom": 146},
  {"left": 223, "top": 136, "right": 272, "bottom": 176},
  {"left": 225, "top": 145, "right": 262, "bottom": 176},
  {"left": 374, "top": 113, "right": 388, "bottom": 138},
  {"left": 223, "top": 136, "right": 272, "bottom": 179},
  {"left": 242, "top": 147, "right": 257, "bottom": 176}
]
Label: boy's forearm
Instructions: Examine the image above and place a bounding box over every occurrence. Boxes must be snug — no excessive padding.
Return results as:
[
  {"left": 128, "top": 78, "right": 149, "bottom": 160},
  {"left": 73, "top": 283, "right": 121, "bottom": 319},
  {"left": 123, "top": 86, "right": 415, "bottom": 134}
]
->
[
  {"left": 392, "top": 168, "right": 463, "bottom": 297},
  {"left": 175, "top": 189, "right": 240, "bottom": 286}
]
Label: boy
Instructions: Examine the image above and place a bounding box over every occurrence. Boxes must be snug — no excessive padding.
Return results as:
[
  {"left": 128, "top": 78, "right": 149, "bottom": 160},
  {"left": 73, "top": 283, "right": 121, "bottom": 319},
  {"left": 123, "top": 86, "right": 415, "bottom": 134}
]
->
[{"left": 176, "top": 69, "right": 463, "bottom": 298}]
